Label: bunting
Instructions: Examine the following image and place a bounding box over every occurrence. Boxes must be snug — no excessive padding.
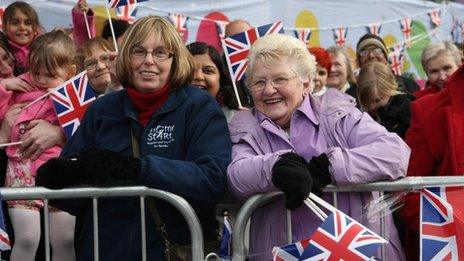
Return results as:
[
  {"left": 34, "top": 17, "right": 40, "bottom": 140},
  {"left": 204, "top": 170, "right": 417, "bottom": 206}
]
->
[
  {"left": 451, "top": 16, "right": 463, "bottom": 44},
  {"left": 366, "top": 23, "right": 381, "bottom": 36},
  {"left": 400, "top": 17, "right": 413, "bottom": 48},
  {"left": 168, "top": 13, "right": 189, "bottom": 43},
  {"left": 429, "top": 9, "right": 442, "bottom": 27},
  {"left": 293, "top": 29, "right": 312, "bottom": 44},
  {"left": 388, "top": 43, "right": 406, "bottom": 76},
  {"left": 332, "top": 27, "right": 348, "bottom": 47}
]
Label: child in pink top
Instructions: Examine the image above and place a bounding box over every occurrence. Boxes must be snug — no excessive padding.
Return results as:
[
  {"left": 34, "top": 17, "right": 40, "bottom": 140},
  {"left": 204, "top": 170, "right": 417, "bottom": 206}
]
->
[{"left": 0, "top": 30, "right": 77, "bottom": 261}]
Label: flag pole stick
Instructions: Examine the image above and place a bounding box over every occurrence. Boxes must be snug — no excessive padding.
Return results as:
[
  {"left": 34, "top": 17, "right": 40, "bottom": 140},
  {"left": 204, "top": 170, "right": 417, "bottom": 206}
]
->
[
  {"left": 304, "top": 198, "right": 327, "bottom": 221},
  {"left": 22, "top": 92, "right": 51, "bottom": 110},
  {"left": 308, "top": 192, "right": 337, "bottom": 213},
  {"left": 0, "top": 141, "right": 23, "bottom": 148},
  {"left": 221, "top": 39, "right": 244, "bottom": 109},
  {"left": 83, "top": 12, "right": 92, "bottom": 39},
  {"left": 105, "top": 5, "right": 118, "bottom": 52}
]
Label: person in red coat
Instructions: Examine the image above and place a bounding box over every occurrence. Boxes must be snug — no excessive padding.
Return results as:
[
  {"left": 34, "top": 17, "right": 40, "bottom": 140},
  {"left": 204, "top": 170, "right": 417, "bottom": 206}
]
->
[{"left": 400, "top": 64, "right": 464, "bottom": 260}]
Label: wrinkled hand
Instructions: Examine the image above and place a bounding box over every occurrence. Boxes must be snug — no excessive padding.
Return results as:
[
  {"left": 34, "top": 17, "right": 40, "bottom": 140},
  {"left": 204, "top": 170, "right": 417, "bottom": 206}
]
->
[
  {"left": 272, "top": 153, "right": 313, "bottom": 210},
  {"left": 0, "top": 103, "right": 25, "bottom": 143},
  {"left": 19, "top": 120, "right": 65, "bottom": 161},
  {"left": 1, "top": 77, "right": 34, "bottom": 92}
]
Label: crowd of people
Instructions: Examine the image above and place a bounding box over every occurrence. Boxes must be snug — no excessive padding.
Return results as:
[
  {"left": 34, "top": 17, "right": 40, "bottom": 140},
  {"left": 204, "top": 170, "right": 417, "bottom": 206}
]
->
[{"left": 0, "top": 1, "right": 463, "bottom": 260}]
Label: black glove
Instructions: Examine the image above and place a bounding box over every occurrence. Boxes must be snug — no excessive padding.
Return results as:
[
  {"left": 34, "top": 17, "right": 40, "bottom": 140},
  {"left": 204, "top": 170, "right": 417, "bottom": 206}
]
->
[
  {"left": 272, "top": 153, "right": 313, "bottom": 210},
  {"left": 37, "top": 148, "right": 141, "bottom": 189},
  {"left": 306, "top": 154, "right": 332, "bottom": 195},
  {"left": 36, "top": 157, "right": 84, "bottom": 189}
]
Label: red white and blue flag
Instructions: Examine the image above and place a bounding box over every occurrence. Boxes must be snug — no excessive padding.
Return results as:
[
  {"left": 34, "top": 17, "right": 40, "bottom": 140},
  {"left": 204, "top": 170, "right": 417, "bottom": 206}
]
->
[
  {"left": 451, "top": 16, "right": 463, "bottom": 44},
  {"left": 0, "top": 199, "right": 11, "bottom": 251},
  {"left": 293, "top": 29, "right": 312, "bottom": 44},
  {"left": 429, "top": 9, "right": 442, "bottom": 27},
  {"left": 400, "top": 17, "right": 413, "bottom": 47},
  {"left": 50, "top": 72, "right": 96, "bottom": 139},
  {"left": 420, "top": 187, "right": 464, "bottom": 261},
  {"left": 388, "top": 43, "right": 406, "bottom": 76},
  {"left": 107, "top": 0, "right": 148, "bottom": 8},
  {"left": 116, "top": 3, "right": 137, "bottom": 23},
  {"left": 222, "top": 21, "right": 284, "bottom": 81},
  {"left": 272, "top": 237, "right": 311, "bottom": 261},
  {"left": 332, "top": 27, "right": 348, "bottom": 47},
  {"left": 219, "top": 216, "right": 232, "bottom": 260},
  {"left": 366, "top": 23, "right": 382, "bottom": 36},
  {"left": 168, "top": 13, "right": 189, "bottom": 43}
]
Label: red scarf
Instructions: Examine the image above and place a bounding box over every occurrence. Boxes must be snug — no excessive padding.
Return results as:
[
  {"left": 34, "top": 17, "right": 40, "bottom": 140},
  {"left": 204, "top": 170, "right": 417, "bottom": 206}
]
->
[{"left": 127, "top": 85, "right": 170, "bottom": 127}]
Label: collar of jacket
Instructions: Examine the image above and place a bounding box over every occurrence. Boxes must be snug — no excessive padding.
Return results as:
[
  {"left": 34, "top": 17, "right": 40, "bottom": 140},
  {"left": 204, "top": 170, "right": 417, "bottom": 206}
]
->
[{"left": 445, "top": 65, "right": 464, "bottom": 106}]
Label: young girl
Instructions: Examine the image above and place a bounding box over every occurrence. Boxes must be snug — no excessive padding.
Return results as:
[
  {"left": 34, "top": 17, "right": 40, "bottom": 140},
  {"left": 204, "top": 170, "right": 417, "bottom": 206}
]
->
[
  {"left": 2, "top": 1, "right": 42, "bottom": 75},
  {"left": 0, "top": 30, "right": 76, "bottom": 261}
]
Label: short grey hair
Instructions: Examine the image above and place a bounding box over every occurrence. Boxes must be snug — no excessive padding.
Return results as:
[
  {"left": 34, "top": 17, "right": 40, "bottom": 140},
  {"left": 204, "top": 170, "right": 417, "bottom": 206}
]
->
[
  {"left": 421, "top": 41, "right": 462, "bottom": 72},
  {"left": 246, "top": 34, "right": 316, "bottom": 84}
]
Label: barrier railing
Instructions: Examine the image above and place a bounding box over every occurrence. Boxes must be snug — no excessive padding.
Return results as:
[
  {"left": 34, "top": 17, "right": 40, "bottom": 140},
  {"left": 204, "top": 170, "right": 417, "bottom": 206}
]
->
[
  {"left": 232, "top": 176, "right": 464, "bottom": 261},
  {"left": 0, "top": 186, "right": 206, "bottom": 261}
]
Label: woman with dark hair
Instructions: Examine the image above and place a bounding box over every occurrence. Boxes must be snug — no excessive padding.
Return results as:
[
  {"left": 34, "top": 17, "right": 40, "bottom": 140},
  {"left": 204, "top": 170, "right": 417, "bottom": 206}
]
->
[{"left": 187, "top": 42, "right": 250, "bottom": 121}]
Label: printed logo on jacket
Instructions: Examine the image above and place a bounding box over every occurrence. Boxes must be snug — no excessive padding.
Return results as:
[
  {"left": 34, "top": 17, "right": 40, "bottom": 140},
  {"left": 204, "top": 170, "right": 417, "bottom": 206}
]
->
[{"left": 147, "top": 125, "right": 175, "bottom": 148}]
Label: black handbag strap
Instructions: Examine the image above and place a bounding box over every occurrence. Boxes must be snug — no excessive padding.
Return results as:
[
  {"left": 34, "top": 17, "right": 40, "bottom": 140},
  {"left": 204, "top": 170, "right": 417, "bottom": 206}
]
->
[{"left": 130, "top": 123, "right": 171, "bottom": 255}]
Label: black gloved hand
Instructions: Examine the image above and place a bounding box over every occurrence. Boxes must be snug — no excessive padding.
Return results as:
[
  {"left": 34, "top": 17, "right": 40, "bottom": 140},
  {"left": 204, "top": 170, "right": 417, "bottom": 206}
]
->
[
  {"left": 272, "top": 153, "right": 313, "bottom": 210},
  {"left": 36, "top": 156, "right": 87, "bottom": 189},
  {"left": 76, "top": 148, "right": 141, "bottom": 186},
  {"left": 306, "top": 154, "right": 332, "bottom": 195},
  {"left": 36, "top": 148, "right": 141, "bottom": 189}
]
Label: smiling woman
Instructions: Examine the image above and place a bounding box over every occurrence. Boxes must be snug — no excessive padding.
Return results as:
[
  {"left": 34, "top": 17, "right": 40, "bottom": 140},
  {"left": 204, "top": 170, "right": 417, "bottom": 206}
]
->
[
  {"left": 227, "top": 33, "right": 410, "bottom": 261},
  {"left": 36, "top": 15, "right": 231, "bottom": 261}
]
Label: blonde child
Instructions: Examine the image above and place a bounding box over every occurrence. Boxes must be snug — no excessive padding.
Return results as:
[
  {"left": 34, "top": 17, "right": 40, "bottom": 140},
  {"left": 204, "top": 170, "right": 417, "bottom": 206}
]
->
[{"left": 0, "top": 30, "right": 76, "bottom": 261}]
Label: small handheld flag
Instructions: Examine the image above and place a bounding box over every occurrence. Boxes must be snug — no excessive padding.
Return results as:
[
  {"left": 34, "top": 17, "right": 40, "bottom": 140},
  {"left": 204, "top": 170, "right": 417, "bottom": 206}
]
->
[{"left": 108, "top": 0, "right": 148, "bottom": 8}]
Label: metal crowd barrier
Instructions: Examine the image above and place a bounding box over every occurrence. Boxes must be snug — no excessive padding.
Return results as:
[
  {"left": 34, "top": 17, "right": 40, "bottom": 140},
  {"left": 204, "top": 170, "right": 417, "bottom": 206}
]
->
[
  {"left": 232, "top": 176, "right": 464, "bottom": 261},
  {"left": 0, "top": 186, "right": 208, "bottom": 261}
]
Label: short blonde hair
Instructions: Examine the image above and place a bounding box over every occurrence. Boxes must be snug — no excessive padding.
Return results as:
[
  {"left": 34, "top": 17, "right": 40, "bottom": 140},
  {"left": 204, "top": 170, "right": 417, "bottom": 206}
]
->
[
  {"left": 116, "top": 16, "right": 195, "bottom": 90},
  {"left": 246, "top": 34, "right": 316, "bottom": 84},
  {"left": 357, "top": 61, "right": 400, "bottom": 111},
  {"left": 28, "top": 30, "right": 75, "bottom": 77},
  {"left": 421, "top": 41, "right": 461, "bottom": 72}
]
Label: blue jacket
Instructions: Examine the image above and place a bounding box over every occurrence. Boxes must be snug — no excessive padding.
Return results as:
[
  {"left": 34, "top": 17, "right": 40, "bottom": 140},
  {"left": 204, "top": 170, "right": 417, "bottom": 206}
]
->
[{"left": 60, "top": 86, "right": 231, "bottom": 260}]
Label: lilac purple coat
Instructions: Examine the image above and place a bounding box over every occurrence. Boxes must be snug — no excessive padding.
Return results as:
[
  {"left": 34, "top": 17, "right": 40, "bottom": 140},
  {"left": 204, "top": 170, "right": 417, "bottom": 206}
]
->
[{"left": 227, "top": 88, "right": 409, "bottom": 260}]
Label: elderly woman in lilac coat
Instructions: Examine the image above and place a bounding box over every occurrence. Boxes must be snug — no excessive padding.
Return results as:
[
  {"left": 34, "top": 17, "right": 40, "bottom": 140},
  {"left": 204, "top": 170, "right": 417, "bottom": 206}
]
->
[{"left": 227, "top": 34, "right": 409, "bottom": 260}]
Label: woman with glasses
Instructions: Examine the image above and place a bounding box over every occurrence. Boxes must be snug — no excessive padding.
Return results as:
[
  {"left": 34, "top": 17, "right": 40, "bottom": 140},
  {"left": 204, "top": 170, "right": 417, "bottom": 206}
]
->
[
  {"left": 36, "top": 16, "right": 231, "bottom": 260},
  {"left": 80, "top": 37, "right": 120, "bottom": 96},
  {"left": 227, "top": 34, "right": 409, "bottom": 260}
]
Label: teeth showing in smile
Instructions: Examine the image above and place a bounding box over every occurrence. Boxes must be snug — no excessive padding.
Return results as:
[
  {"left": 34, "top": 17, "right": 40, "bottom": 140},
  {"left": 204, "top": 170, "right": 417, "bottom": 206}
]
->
[
  {"left": 140, "top": 71, "right": 157, "bottom": 76},
  {"left": 265, "top": 98, "right": 282, "bottom": 104}
]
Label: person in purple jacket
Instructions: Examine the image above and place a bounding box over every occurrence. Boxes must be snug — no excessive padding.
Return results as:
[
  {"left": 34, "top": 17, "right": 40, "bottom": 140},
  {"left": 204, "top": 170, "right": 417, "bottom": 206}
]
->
[{"left": 227, "top": 33, "right": 410, "bottom": 260}]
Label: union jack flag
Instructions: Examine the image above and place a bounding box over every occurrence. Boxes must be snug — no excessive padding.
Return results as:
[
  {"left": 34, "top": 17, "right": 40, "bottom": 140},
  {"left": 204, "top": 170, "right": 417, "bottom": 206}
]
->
[
  {"left": 300, "top": 209, "right": 387, "bottom": 261},
  {"left": 50, "top": 72, "right": 96, "bottom": 139},
  {"left": 451, "top": 16, "right": 463, "bottom": 44},
  {"left": 116, "top": 3, "right": 137, "bottom": 23},
  {"left": 107, "top": 0, "right": 148, "bottom": 8},
  {"left": 219, "top": 216, "right": 232, "bottom": 260},
  {"left": 168, "top": 13, "right": 188, "bottom": 43},
  {"left": 332, "top": 27, "right": 348, "bottom": 47},
  {"left": 0, "top": 200, "right": 11, "bottom": 251},
  {"left": 222, "top": 21, "right": 284, "bottom": 82},
  {"left": 420, "top": 187, "right": 464, "bottom": 261},
  {"left": 400, "top": 17, "right": 413, "bottom": 48},
  {"left": 293, "top": 29, "right": 312, "bottom": 44},
  {"left": 429, "top": 9, "right": 442, "bottom": 27},
  {"left": 388, "top": 43, "right": 406, "bottom": 76},
  {"left": 366, "top": 23, "right": 382, "bottom": 36},
  {"left": 216, "top": 20, "right": 229, "bottom": 42},
  {"left": 272, "top": 237, "right": 311, "bottom": 261},
  {"left": 0, "top": 7, "right": 4, "bottom": 30}
]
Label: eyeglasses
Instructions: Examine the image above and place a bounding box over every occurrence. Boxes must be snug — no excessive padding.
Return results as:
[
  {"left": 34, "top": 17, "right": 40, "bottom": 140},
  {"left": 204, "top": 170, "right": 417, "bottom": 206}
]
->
[
  {"left": 249, "top": 74, "right": 298, "bottom": 91},
  {"left": 359, "top": 47, "right": 384, "bottom": 57},
  {"left": 129, "top": 45, "right": 173, "bottom": 61},
  {"left": 84, "top": 53, "right": 112, "bottom": 71}
]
